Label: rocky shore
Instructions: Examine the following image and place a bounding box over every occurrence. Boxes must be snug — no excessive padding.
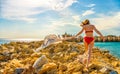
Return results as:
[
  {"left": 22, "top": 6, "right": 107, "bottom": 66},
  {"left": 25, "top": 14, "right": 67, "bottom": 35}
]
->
[{"left": 0, "top": 41, "right": 120, "bottom": 74}]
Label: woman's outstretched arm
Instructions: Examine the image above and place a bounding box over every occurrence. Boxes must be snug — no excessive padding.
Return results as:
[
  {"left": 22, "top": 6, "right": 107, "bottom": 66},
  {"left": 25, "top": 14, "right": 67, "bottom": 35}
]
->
[
  {"left": 93, "top": 25, "right": 105, "bottom": 41},
  {"left": 75, "top": 28, "right": 84, "bottom": 37}
]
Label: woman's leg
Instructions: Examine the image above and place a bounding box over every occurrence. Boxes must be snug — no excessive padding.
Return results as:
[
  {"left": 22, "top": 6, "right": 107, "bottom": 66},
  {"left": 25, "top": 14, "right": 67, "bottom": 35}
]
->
[
  {"left": 83, "top": 39, "right": 88, "bottom": 53},
  {"left": 82, "top": 40, "right": 89, "bottom": 64},
  {"left": 86, "top": 40, "right": 94, "bottom": 68}
]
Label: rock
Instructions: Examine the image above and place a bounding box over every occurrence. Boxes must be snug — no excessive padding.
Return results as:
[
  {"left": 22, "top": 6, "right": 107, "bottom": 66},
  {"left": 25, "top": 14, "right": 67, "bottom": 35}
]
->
[
  {"left": 109, "top": 70, "right": 118, "bottom": 74},
  {"left": 99, "top": 66, "right": 114, "bottom": 74},
  {"left": 89, "top": 70, "right": 99, "bottom": 74},
  {"left": 100, "top": 67, "right": 108, "bottom": 73},
  {"left": 59, "top": 64, "right": 67, "bottom": 71},
  {"left": 70, "top": 51, "right": 78, "bottom": 57},
  {"left": 1, "top": 46, "right": 8, "bottom": 50},
  {"left": 14, "top": 68, "right": 24, "bottom": 74},
  {"left": 32, "top": 55, "right": 48, "bottom": 72},
  {"left": 21, "top": 65, "right": 36, "bottom": 74},
  {"left": 67, "top": 60, "right": 84, "bottom": 73},
  {"left": 102, "top": 50, "right": 110, "bottom": 53},
  {"left": 0, "top": 70, "right": 4, "bottom": 74},
  {"left": 54, "top": 48, "right": 64, "bottom": 53},
  {"left": 115, "top": 67, "right": 120, "bottom": 74},
  {"left": 31, "top": 52, "right": 41, "bottom": 57},
  {"left": 0, "top": 41, "right": 120, "bottom": 74},
  {"left": 38, "top": 63, "right": 57, "bottom": 74},
  {"left": 72, "top": 72, "right": 82, "bottom": 74},
  {"left": 89, "top": 63, "right": 102, "bottom": 71},
  {"left": 111, "top": 61, "right": 119, "bottom": 67},
  {"left": 3, "top": 51, "right": 10, "bottom": 56},
  {"left": 9, "top": 59, "right": 24, "bottom": 67},
  {"left": 10, "top": 53, "right": 18, "bottom": 59}
]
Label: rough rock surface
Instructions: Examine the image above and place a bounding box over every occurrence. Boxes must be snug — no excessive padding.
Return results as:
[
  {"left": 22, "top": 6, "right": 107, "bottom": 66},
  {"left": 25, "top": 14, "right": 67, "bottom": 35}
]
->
[{"left": 0, "top": 41, "right": 120, "bottom": 74}]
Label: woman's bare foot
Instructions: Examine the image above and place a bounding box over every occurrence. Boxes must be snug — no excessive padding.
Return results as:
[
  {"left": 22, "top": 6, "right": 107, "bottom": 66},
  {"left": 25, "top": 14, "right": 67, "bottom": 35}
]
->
[{"left": 77, "top": 54, "right": 88, "bottom": 65}]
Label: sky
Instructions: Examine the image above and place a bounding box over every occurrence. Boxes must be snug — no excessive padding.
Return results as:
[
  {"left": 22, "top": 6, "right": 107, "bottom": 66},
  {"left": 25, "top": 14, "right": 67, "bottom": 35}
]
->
[{"left": 0, "top": 0, "right": 120, "bottom": 39}]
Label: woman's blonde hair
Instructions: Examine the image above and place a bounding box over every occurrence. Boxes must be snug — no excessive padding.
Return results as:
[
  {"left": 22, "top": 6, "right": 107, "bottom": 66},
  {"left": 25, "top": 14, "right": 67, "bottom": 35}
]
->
[{"left": 82, "top": 19, "right": 90, "bottom": 25}]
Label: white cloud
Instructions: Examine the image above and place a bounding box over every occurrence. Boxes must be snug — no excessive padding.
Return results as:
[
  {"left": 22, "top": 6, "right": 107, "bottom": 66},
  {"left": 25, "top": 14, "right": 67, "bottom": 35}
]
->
[
  {"left": 86, "top": 4, "right": 96, "bottom": 7},
  {"left": 72, "top": 15, "right": 81, "bottom": 21},
  {"left": 1, "top": 0, "right": 77, "bottom": 22},
  {"left": 45, "top": 12, "right": 120, "bottom": 37},
  {"left": 91, "top": 12, "right": 120, "bottom": 30},
  {"left": 52, "top": 0, "right": 77, "bottom": 11},
  {"left": 82, "top": 8, "right": 95, "bottom": 16},
  {"left": 37, "top": 17, "right": 80, "bottom": 36}
]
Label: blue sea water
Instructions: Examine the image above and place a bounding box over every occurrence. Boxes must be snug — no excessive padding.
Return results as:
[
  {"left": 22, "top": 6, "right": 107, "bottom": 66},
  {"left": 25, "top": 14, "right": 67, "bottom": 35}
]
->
[
  {"left": 95, "top": 42, "right": 120, "bottom": 58},
  {"left": 0, "top": 39, "right": 120, "bottom": 58},
  {"left": 0, "top": 39, "right": 10, "bottom": 44},
  {"left": 0, "top": 39, "right": 41, "bottom": 44}
]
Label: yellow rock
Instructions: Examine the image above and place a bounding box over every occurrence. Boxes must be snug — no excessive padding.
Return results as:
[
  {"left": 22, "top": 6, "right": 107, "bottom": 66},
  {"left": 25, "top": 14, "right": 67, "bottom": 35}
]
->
[
  {"left": 72, "top": 72, "right": 82, "bottom": 74},
  {"left": 111, "top": 61, "right": 119, "bottom": 67},
  {"left": 67, "top": 60, "right": 84, "bottom": 73},
  {"left": 1, "top": 46, "right": 8, "bottom": 50},
  {"left": 59, "top": 64, "right": 67, "bottom": 71},
  {"left": 58, "top": 70, "right": 63, "bottom": 74},
  {"left": 70, "top": 51, "right": 78, "bottom": 57},
  {"left": 38, "top": 63, "right": 57, "bottom": 74},
  {"left": 0, "top": 41, "right": 120, "bottom": 74}
]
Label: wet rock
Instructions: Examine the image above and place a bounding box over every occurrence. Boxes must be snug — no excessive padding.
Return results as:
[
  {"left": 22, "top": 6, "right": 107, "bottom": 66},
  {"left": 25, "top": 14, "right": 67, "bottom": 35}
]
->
[
  {"left": 109, "top": 70, "right": 118, "bottom": 74},
  {"left": 102, "top": 50, "right": 110, "bottom": 53},
  {"left": 14, "top": 68, "right": 24, "bottom": 74}
]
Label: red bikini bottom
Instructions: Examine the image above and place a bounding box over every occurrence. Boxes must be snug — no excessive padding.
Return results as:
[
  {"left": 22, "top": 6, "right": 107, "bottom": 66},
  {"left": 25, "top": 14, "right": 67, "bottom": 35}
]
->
[{"left": 84, "top": 36, "right": 94, "bottom": 45}]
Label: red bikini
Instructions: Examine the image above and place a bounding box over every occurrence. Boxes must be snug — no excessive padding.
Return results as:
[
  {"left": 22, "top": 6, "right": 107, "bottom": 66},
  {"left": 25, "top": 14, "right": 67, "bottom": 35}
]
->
[
  {"left": 84, "top": 37, "right": 94, "bottom": 45},
  {"left": 84, "top": 30, "right": 94, "bottom": 45},
  {"left": 85, "top": 31, "right": 93, "bottom": 33}
]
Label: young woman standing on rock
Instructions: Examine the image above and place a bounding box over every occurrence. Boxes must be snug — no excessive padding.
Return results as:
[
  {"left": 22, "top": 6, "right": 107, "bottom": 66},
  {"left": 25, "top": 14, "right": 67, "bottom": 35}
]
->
[{"left": 74, "top": 19, "right": 105, "bottom": 68}]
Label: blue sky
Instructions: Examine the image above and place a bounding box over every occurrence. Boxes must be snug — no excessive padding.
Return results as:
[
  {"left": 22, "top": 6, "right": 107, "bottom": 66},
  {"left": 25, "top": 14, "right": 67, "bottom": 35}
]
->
[{"left": 0, "top": 0, "right": 120, "bottom": 39}]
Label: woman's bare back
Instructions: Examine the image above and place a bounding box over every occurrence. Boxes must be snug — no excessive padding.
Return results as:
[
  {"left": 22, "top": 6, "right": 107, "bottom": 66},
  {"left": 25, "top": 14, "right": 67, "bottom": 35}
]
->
[{"left": 83, "top": 24, "right": 94, "bottom": 37}]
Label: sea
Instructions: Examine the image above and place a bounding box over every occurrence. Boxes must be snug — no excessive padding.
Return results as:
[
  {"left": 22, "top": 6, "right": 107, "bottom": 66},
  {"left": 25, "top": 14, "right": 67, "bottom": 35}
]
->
[
  {"left": 0, "top": 39, "right": 120, "bottom": 58},
  {"left": 94, "top": 42, "right": 120, "bottom": 58}
]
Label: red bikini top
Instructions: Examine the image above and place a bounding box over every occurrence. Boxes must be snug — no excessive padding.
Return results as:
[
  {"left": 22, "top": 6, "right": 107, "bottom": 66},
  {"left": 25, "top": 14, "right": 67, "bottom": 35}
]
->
[{"left": 85, "top": 30, "right": 93, "bottom": 33}]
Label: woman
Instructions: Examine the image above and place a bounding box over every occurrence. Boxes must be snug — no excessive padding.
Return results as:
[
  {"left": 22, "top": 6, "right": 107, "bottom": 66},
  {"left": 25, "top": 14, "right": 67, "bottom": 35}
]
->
[{"left": 74, "top": 19, "right": 105, "bottom": 68}]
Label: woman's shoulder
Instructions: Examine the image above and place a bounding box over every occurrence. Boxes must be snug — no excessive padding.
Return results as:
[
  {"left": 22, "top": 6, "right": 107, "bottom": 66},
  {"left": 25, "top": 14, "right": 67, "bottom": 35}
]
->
[
  {"left": 83, "top": 24, "right": 94, "bottom": 28},
  {"left": 89, "top": 24, "right": 95, "bottom": 27},
  {"left": 89, "top": 24, "right": 94, "bottom": 26}
]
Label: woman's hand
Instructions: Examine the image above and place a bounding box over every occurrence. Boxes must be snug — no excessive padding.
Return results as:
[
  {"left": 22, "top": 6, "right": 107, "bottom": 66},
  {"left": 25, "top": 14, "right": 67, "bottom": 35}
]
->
[
  {"left": 103, "top": 37, "right": 105, "bottom": 42},
  {"left": 72, "top": 36, "right": 76, "bottom": 39},
  {"left": 101, "top": 36, "right": 105, "bottom": 42}
]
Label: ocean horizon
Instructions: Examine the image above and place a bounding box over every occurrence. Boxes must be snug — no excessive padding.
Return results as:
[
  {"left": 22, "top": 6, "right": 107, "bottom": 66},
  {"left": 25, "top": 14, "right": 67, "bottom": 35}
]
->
[
  {"left": 0, "top": 38, "right": 42, "bottom": 44},
  {"left": 0, "top": 39, "right": 120, "bottom": 58}
]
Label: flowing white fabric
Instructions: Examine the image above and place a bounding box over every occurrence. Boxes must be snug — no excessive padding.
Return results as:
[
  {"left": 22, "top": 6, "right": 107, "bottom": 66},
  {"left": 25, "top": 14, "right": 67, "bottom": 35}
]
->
[{"left": 35, "top": 34, "right": 60, "bottom": 52}]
